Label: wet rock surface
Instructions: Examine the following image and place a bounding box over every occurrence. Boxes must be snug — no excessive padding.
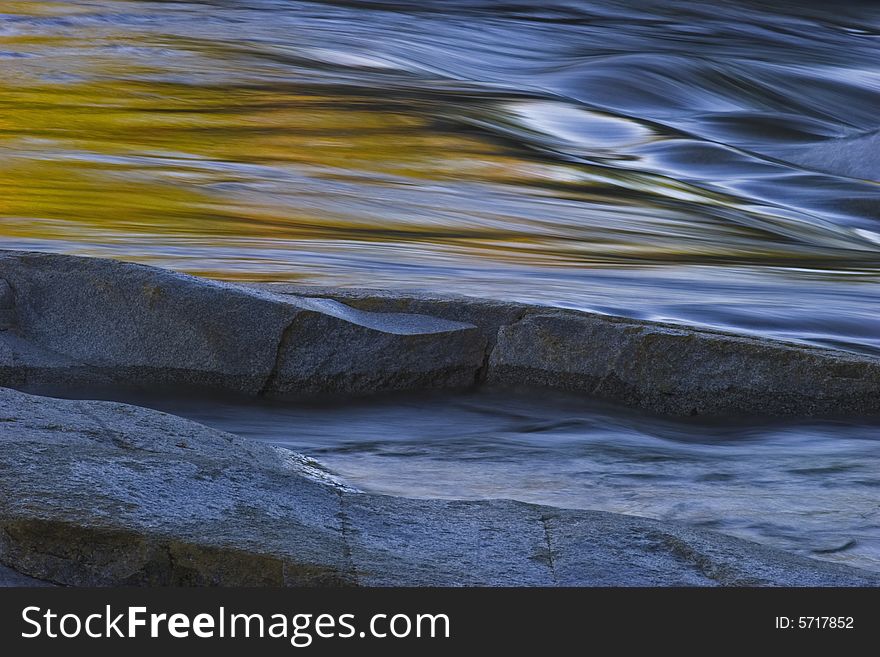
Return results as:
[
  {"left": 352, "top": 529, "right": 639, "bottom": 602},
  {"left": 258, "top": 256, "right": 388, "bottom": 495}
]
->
[
  {"left": 0, "top": 251, "right": 485, "bottom": 398},
  {"left": 487, "top": 312, "right": 880, "bottom": 416},
  {"left": 1, "top": 387, "right": 878, "bottom": 587},
  {"left": 0, "top": 278, "right": 15, "bottom": 330},
  {"left": 3, "top": 251, "right": 880, "bottom": 416},
  {"left": 0, "top": 563, "right": 51, "bottom": 587},
  {"left": 261, "top": 283, "right": 880, "bottom": 417}
]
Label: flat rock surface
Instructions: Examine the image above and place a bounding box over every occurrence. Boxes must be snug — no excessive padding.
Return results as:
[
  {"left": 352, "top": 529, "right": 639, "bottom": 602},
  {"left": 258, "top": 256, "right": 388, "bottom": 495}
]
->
[{"left": 1, "top": 387, "right": 877, "bottom": 587}]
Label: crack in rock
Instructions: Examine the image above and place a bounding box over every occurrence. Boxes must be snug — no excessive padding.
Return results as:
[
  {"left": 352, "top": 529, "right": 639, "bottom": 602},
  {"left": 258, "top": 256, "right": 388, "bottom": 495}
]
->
[
  {"left": 540, "top": 514, "right": 559, "bottom": 586},
  {"left": 335, "top": 491, "right": 360, "bottom": 586}
]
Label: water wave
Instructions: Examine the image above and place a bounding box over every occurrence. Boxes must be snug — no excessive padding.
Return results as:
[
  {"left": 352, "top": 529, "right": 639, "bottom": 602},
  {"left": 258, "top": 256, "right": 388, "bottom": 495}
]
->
[{"left": 1, "top": 0, "right": 878, "bottom": 350}]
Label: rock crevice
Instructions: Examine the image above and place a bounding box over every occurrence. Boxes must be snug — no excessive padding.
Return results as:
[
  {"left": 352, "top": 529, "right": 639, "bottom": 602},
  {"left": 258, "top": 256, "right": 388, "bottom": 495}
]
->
[
  {"left": 259, "top": 316, "right": 300, "bottom": 397},
  {"left": 540, "top": 514, "right": 559, "bottom": 586}
]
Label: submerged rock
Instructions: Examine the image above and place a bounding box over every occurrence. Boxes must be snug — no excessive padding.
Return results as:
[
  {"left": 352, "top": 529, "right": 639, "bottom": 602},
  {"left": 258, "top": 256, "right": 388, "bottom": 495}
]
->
[
  {"left": 1, "top": 387, "right": 876, "bottom": 587},
  {"left": 3, "top": 250, "right": 880, "bottom": 417}
]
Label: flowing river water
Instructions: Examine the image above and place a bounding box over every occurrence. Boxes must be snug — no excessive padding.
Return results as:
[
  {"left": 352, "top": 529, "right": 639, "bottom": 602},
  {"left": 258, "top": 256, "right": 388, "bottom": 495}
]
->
[{"left": 3, "top": 1, "right": 880, "bottom": 571}]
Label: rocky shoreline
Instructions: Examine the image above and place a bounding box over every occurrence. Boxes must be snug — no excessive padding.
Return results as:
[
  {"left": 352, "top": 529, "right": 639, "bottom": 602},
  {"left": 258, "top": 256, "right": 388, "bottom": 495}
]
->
[
  {"left": 1, "top": 250, "right": 879, "bottom": 586},
  {"left": 2, "top": 387, "right": 877, "bottom": 586}
]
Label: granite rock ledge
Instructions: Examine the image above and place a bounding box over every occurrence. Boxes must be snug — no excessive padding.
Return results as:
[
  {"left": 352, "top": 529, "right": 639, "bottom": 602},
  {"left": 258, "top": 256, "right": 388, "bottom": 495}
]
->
[
  {"left": 2, "top": 250, "right": 880, "bottom": 417},
  {"left": 0, "top": 251, "right": 486, "bottom": 397},
  {"left": 1, "top": 387, "right": 876, "bottom": 587}
]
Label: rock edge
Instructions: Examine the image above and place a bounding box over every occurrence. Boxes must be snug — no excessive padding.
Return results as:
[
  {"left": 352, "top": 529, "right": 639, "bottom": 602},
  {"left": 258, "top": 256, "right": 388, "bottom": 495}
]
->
[{"left": 2, "top": 250, "right": 879, "bottom": 417}]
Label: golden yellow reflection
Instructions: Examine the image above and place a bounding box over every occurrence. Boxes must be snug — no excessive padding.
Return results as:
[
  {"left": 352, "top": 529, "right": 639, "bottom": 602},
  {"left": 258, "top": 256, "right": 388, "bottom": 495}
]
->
[{"left": 1, "top": 2, "right": 874, "bottom": 280}]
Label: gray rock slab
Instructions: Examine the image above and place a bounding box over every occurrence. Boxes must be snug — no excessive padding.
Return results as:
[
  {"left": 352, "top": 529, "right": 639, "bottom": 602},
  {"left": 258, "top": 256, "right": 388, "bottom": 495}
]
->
[
  {"left": 0, "top": 331, "right": 102, "bottom": 389},
  {"left": 488, "top": 311, "right": 880, "bottom": 416},
  {"left": 253, "top": 283, "right": 880, "bottom": 417},
  {"left": 342, "top": 496, "right": 554, "bottom": 586},
  {"left": 0, "top": 388, "right": 352, "bottom": 586},
  {"left": 543, "top": 510, "right": 878, "bottom": 587},
  {"left": 0, "top": 278, "right": 13, "bottom": 309},
  {"left": 262, "top": 294, "right": 486, "bottom": 395},
  {"left": 4, "top": 250, "right": 880, "bottom": 416},
  {"left": 0, "top": 252, "right": 293, "bottom": 394},
  {"left": 0, "top": 251, "right": 486, "bottom": 396},
  {"left": 541, "top": 510, "right": 716, "bottom": 586},
  {"left": 2, "top": 387, "right": 878, "bottom": 587},
  {"left": 266, "top": 310, "right": 485, "bottom": 395},
  {"left": 0, "top": 278, "right": 14, "bottom": 330},
  {"left": 0, "top": 563, "right": 52, "bottom": 587}
]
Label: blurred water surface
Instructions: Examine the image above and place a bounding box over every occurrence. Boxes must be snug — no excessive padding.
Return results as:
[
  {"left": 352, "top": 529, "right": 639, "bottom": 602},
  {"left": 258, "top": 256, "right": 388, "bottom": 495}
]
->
[{"left": 1, "top": 0, "right": 879, "bottom": 351}]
